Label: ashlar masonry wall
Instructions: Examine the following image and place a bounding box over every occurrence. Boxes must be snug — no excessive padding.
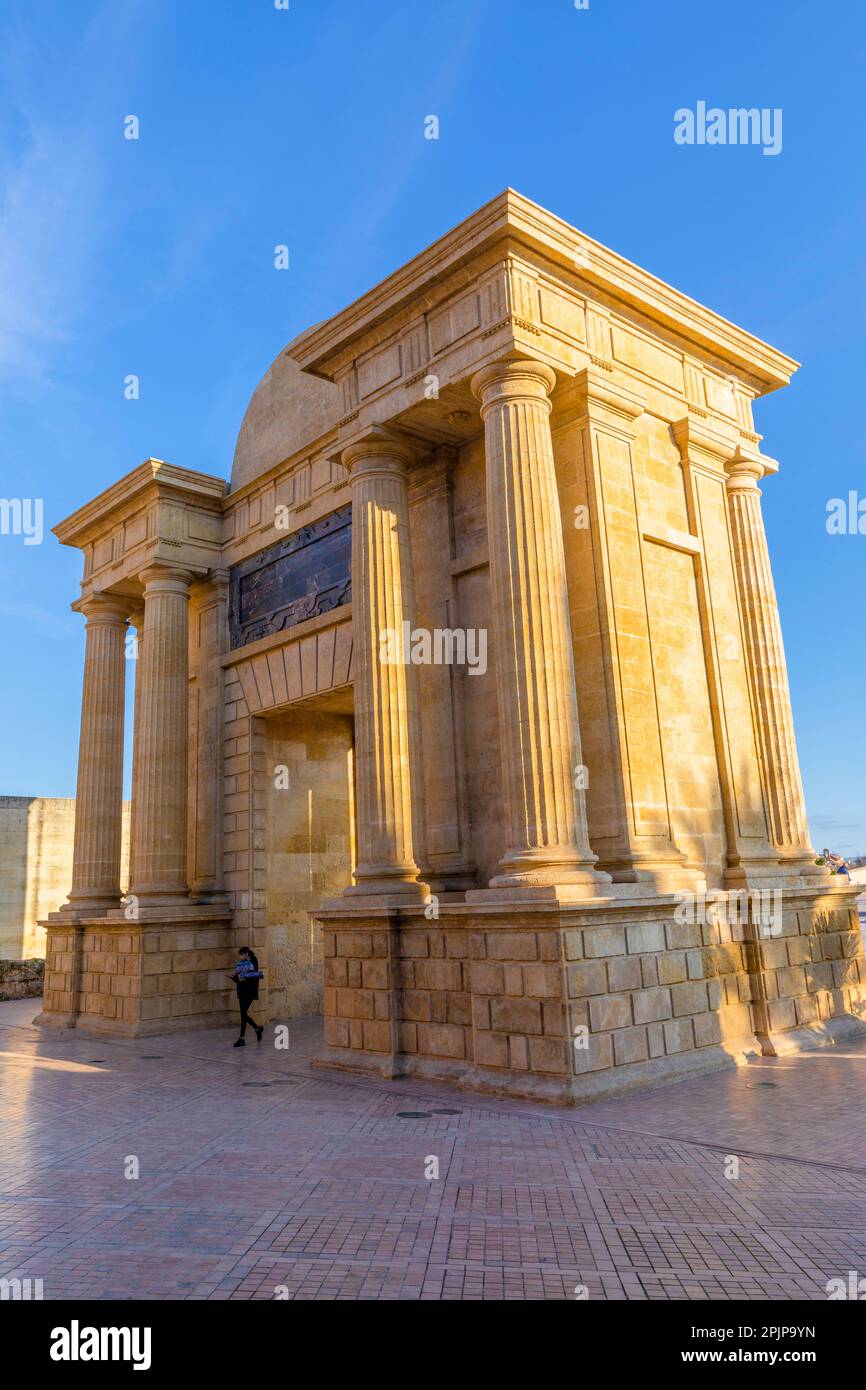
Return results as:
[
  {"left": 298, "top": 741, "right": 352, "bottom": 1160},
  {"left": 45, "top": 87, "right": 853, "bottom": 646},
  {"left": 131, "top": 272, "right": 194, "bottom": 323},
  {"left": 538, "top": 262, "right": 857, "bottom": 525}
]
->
[{"left": 316, "top": 885, "right": 866, "bottom": 1103}]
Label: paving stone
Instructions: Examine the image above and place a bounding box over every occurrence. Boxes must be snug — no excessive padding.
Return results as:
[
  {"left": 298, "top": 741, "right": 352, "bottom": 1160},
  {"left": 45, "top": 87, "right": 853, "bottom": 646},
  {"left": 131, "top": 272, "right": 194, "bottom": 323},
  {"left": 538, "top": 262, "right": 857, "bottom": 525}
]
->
[{"left": 3, "top": 997, "right": 866, "bottom": 1302}]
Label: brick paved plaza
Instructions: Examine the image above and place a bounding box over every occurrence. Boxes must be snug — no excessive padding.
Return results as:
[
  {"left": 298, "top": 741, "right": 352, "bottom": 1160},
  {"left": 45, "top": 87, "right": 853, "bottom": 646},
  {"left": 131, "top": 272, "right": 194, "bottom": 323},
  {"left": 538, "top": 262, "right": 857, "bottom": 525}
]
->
[{"left": 2, "top": 997, "right": 865, "bottom": 1302}]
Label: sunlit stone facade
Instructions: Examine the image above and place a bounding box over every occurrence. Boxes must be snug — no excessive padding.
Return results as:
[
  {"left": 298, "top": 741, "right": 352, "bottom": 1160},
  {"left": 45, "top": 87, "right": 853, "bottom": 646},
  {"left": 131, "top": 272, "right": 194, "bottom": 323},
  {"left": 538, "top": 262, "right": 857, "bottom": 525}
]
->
[{"left": 37, "top": 192, "right": 866, "bottom": 1099}]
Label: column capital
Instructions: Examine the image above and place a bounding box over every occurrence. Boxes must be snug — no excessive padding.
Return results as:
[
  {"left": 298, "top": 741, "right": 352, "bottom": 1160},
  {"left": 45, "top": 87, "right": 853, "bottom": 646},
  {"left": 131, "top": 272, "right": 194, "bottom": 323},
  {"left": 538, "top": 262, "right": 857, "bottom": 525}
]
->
[
  {"left": 139, "top": 562, "right": 195, "bottom": 593},
  {"left": 73, "top": 592, "right": 132, "bottom": 626},
  {"left": 127, "top": 602, "right": 145, "bottom": 630},
  {"left": 724, "top": 446, "right": 768, "bottom": 494},
  {"left": 470, "top": 357, "right": 557, "bottom": 415},
  {"left": 341, "top": 427, "right": 417, "bottom": 476}
]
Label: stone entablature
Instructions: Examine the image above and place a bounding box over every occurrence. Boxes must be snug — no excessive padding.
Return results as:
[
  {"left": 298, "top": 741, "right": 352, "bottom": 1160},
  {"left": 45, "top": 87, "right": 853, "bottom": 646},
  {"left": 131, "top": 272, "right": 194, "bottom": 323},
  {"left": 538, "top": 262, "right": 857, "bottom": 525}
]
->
[
  {"left": 54, "top": 460, "right": 226, "bottom": 603},
  {"left": 222, "top": 455, "right": 349, "bottom": 571},
  {"left": 287, "top": 191, "right": 792, "bottom": 466}
]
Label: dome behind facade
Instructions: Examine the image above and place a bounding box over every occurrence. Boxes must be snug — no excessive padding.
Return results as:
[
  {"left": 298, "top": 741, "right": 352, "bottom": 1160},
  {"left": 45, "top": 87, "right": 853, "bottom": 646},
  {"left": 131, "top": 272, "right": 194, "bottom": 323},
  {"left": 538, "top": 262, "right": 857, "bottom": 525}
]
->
[{"left": 230, "top": 344, "right": 341, "bottom": 493}]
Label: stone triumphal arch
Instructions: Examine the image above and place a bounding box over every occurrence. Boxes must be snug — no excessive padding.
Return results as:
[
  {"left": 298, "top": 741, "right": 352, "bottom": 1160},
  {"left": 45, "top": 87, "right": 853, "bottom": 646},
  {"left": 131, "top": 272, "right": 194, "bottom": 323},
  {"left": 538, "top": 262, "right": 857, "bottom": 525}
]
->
[{"left": 38, "top": 191, "right": 866, "bottom": 1101}]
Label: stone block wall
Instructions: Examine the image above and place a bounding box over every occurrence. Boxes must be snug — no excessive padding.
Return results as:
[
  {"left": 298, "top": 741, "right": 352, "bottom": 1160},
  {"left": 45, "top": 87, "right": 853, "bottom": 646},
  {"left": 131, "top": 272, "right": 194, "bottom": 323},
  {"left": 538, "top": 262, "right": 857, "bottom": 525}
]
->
[
  {"left": 752, "top": 896, "right": 866, "bottom": 1047},
  {"left": 315, "top": 885, "right": 866, "bottom": 1103},
  {"left": 266, "top": 711, "right": 354, "bottom": 1019},
  {"left": 40, "top": 918, "right": 234, "bottom": 1035},
  {"left": 563, "top": 908, "right": 758, "bottom": 1097}
]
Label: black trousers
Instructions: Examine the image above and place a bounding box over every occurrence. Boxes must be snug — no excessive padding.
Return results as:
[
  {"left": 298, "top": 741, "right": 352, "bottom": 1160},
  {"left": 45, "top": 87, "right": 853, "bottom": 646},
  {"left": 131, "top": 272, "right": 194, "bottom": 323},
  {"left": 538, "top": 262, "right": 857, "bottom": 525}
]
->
[{"left": 237, "top": 989, "right": 259, "bottom": 1036}]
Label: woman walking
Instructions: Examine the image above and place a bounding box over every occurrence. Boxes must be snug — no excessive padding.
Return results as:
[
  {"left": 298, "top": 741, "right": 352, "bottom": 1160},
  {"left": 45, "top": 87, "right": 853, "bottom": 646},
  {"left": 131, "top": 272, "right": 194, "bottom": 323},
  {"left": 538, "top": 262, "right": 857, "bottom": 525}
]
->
[{"left": 227, "top": 946, "right": 264, "bottom": 1047}]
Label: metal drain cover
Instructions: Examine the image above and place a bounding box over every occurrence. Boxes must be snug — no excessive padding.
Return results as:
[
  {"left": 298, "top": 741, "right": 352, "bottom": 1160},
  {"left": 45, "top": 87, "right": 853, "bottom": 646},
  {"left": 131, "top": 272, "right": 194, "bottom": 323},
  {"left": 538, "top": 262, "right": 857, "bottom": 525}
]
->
[
  {"left": 242, "top": 1082, "right": 272, "bottom": 1088},
  {"left": 141, "top": 1055, "right": 163, "bottom": 1060},
  {"left": 397, "top": 1111, "right": 431, "bottom": 1119},
  {"left": 746, "top": 1081, "right": 779, "bottom": 1089}
]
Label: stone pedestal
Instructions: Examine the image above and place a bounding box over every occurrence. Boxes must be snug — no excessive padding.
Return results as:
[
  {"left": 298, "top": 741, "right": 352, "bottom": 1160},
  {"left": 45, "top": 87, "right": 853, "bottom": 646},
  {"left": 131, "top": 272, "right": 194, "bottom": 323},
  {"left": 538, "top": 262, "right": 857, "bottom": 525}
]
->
[
  {"left": 313, "top": 882, "right": 866, "bottom": 1103},
  {"left": 38, "top": 910, "right": 234, "bottom": 1036}
]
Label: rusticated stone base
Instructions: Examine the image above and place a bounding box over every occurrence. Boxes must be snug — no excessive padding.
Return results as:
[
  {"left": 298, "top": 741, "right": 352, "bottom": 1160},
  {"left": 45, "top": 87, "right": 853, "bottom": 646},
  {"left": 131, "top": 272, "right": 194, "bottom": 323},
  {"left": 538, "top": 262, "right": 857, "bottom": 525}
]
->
[
  {"left": 35, "top": 908, "right": 234, "bottom": 1036},
  {"left": 312, "top": 883, "right": 866, "bottom": 1104}
]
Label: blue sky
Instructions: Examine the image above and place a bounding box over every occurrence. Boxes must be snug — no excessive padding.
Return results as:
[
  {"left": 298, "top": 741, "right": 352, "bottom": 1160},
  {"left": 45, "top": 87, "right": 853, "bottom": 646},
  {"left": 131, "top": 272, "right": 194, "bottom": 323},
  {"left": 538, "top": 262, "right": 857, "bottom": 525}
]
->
[{"left": 1, "top": 0, "right": 864, "bottom": 853}]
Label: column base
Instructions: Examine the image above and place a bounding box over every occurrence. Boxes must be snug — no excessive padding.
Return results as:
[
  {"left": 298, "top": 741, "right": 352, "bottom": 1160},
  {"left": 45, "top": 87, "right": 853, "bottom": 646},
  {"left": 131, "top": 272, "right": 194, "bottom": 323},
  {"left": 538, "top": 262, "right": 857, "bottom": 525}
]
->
[
  {"left": 51, "top": 898, "right": 122, "bottom": 922},
  {"left": 725, "top": 851, "right": 831, "bottom": 890},
  {"left": 466, "top": 883, "right": 613, "bottom": 906},
  {"left": 779, "top": 850, "right": 835, "bottom": 887},
  {"left": 343, "top": 872, "right": 430, "bottom": 904},
  {"left": 597, "top": 844, "right": 705, "bottom": 895}
]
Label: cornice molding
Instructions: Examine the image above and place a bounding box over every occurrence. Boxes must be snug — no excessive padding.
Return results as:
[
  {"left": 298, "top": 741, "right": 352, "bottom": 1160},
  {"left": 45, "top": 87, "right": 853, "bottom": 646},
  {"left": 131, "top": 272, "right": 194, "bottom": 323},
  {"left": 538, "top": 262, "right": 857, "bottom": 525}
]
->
[
  {"left": 53, "top": 459, "right": 227, "bottom": 549},
  {"left": 672, "top": 417, "right": 779, "bottom": 478},
  {"left": 286, "top": 189, "right": 799, "bottom": 396}
]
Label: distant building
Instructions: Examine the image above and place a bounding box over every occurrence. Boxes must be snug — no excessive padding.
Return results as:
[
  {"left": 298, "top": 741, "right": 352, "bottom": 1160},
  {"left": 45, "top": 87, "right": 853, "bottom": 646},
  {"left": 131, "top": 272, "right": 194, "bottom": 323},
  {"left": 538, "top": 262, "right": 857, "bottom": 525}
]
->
[{"left": 0, "top": 798, "right": 129, "bottom": 959}]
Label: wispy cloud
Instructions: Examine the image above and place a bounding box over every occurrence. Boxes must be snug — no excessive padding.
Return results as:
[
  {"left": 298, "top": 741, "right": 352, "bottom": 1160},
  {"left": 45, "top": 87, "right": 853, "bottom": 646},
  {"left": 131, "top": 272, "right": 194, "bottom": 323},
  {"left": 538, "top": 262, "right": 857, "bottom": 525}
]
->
[
  {"left": 0, "top": 597, "right": 76, "bottom": 635},
  {"left": 0, "top": 1, "right": 149, "bottom": 388},
  {"left": 810, "top": 812, "right": 866, "bottom": 856}
]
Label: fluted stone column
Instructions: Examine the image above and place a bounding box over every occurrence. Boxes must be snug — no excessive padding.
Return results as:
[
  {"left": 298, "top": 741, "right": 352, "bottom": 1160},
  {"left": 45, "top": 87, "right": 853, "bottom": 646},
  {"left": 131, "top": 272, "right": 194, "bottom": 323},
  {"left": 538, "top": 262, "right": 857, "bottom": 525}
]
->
[
  {"left": 129, "top": 564, "right": 193, "bottom": 906},
  {"left": 409, "top": 448, "right": 476, "bottom": 891},
  {"left": 470, "top": 358, "right": 609, "bottom": 892},
  {"left": 125, "top": 603, "right": 144, "bottom": 896},
  {"left": 725, "top": 451, "right": 818, "bottom": 874},
  {"left": 63, "top": 595, "right": 129, "bottom": 916},
  {"left": 189, "top": 571, "right": 230, "bottom": 902},
  {"left": 343, "top": 433, "right": 427, "bottom": 897}
]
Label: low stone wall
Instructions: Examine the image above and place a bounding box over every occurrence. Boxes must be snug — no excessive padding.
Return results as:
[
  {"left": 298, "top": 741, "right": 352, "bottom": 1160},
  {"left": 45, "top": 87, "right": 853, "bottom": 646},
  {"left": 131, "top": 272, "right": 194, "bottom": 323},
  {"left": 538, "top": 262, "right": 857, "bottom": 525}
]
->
[
  {"left": 37, "top": 914, "right": 235, "bottom": 1035},
  {"left": 0, "top": 957, "right": 45, "bottom": 1001},
  {"left": 314, "top": 883, "right": 866, "bottom": 1103}
]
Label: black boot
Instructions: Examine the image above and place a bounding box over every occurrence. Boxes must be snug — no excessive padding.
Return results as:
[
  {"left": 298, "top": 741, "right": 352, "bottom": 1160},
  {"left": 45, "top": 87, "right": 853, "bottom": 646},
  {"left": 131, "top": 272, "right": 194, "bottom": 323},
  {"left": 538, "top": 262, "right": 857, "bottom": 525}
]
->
[
  {"left": 255, "top": 1025, "right": 264, "bottom": 1042},
  {"left": 233, "top": 1037, "right": 245, "bottom": 1047}
]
